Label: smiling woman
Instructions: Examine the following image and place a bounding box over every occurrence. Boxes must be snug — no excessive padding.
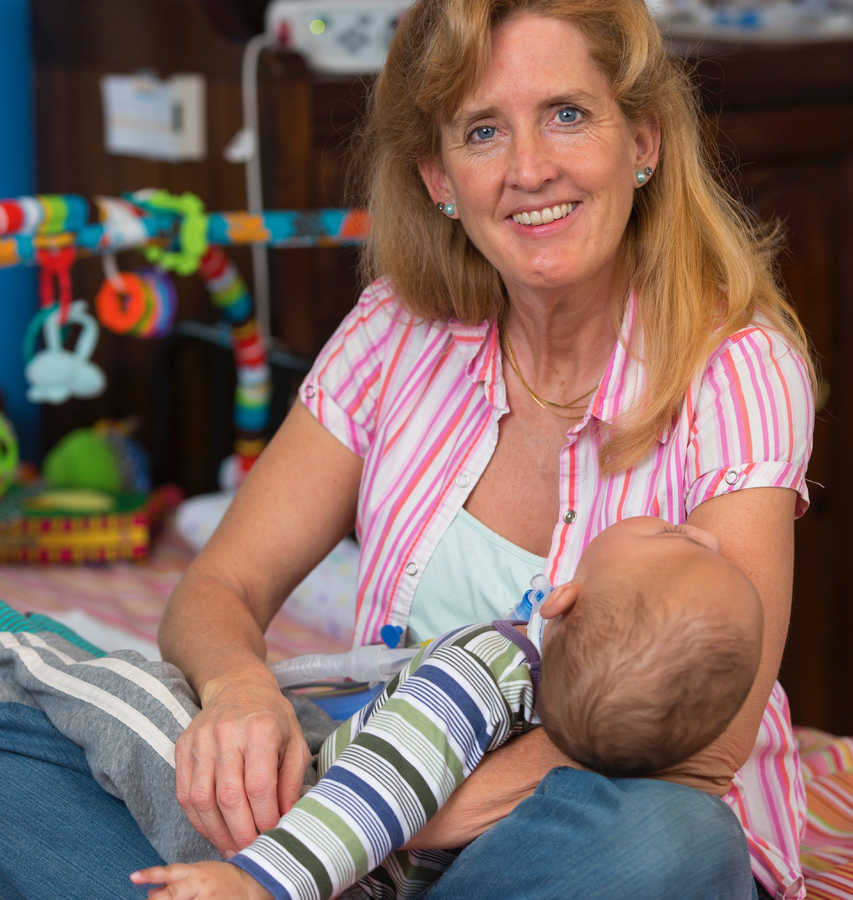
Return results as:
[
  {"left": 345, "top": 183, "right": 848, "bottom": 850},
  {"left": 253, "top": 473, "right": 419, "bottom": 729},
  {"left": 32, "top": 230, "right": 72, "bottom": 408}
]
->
[
  {"left": 142, "top": 4, "right": 813, "bottom": 895},
  {"left": 0, "top": 2, "right": 817, "bottom": 899}
]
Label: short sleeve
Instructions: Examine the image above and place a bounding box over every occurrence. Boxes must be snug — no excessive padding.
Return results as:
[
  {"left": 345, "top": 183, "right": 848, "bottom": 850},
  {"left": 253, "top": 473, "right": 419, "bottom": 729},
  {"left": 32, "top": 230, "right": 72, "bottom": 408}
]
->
[
  {"left": 299, "top": 278, "right": 398, "bottom": 457},
  {"left": 684, "top": 325, "right": 815, "bottom": 518}
]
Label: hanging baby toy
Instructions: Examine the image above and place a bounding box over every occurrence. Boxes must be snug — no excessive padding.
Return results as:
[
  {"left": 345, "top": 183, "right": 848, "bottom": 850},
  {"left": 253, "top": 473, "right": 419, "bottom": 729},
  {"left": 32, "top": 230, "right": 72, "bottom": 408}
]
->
[
  {"left": 199, "top": 245, "right": 271, "bottom": 487},
  {"left": 24, "top": 245, "right": 106, "bottom": 404},
  {"left": 94, "top": 253, "right": 177, "bottom": 338}
]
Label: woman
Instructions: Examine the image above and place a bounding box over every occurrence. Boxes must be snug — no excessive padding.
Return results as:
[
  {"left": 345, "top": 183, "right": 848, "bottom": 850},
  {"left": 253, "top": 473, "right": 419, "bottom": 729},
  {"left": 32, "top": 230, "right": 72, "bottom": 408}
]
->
[{"left": 0, "top": 1, "right": 813, "bottom": 898}]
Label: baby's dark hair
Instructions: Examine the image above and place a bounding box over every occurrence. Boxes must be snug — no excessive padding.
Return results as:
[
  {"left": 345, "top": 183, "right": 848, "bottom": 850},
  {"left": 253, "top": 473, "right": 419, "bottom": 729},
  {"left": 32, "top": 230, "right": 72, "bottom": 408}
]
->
[{"left": 536, "top": 577, "right": 762, "bottom": 778}]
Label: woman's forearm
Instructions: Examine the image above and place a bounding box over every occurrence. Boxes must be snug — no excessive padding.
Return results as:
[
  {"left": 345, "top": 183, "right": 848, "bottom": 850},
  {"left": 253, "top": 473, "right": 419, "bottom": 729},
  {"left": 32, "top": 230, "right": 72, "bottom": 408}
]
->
[
  {"left": 405, "top": 727, "right": 577, "bottom": 850},
  {"left": 159, "top": 402, "right": 364, "bottom": 702},
  {"left": 158, "top": 568, "right": 277, "bottom": 702}
]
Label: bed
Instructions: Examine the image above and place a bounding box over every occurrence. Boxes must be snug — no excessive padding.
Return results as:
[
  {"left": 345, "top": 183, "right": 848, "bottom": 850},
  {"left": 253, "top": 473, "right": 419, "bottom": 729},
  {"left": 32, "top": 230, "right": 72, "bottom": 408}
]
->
[{"left": 0, "top": 495, "right": 358, "bottom": 663}]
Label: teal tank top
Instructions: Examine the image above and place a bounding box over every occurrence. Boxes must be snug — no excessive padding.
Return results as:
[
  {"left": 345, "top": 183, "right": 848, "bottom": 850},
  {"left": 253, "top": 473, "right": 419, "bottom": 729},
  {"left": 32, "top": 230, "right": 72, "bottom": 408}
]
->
[{"left": 406, "top": 507, "right": 547, "bottom": 645}]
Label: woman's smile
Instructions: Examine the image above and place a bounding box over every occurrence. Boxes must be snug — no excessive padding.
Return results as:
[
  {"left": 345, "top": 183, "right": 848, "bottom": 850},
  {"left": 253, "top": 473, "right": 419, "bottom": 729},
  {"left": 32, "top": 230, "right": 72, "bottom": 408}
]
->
[{"left": 510, "top": 201, "right": 578, "bottom": 227}]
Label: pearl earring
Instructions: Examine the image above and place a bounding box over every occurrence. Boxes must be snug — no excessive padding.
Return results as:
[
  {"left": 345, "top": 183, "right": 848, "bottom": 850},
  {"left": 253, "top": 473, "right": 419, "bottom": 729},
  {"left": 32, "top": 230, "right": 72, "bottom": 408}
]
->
[
  {"left": 636, "top": 166, "right": 653, "bottom": 185},
  {"left": 436, "top": 201, "right": 456, "bottom": 217}
]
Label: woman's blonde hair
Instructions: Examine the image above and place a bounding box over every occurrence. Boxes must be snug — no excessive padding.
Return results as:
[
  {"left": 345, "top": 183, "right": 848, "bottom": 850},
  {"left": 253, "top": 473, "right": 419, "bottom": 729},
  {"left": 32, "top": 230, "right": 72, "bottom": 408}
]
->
[{"left": 353, "top": 0, "right": 815, "bottom": 471}]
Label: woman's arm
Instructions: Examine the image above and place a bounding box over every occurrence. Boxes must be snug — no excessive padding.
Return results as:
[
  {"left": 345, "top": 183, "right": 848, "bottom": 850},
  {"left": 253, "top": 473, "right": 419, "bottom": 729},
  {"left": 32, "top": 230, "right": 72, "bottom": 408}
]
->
[
  {"left": 657, "top": 484, "right": 796, "bottom": 793},
  {"left": 159, "top": 401, "right": 364, "bottom": 854}
]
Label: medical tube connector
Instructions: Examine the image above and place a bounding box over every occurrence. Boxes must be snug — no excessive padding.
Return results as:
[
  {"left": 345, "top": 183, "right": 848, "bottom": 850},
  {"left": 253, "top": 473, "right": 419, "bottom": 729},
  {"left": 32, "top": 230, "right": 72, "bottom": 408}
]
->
[{"left": 269, "top": 644, "right": 418, "bottom": 687}]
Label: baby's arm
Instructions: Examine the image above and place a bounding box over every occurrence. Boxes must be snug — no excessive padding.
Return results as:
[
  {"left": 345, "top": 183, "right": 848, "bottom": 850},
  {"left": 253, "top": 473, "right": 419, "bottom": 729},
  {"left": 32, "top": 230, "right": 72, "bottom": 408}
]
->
[
  {"left": 230, "top": 624, "right": 537, "bottom": 899},
  {"left": 130, "top": 861, "right": 271, "bottom": 899}
]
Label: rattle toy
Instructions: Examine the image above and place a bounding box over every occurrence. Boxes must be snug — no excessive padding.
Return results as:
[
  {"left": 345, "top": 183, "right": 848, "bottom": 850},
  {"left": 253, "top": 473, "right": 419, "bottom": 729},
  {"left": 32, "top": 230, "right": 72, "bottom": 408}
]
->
[
  {"left": 95, "top": 268, "right": 177, "bottom": 337},
  {"left": 95, "top": 273, "right": 147, "bottom": 333},
  {"left": 24, "top": 300, "right": 106, "bottom": 404}
]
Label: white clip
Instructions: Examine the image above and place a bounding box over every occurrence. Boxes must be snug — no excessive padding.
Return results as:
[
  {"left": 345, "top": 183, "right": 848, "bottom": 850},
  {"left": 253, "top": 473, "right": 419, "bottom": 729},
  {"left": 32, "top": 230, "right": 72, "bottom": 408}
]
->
[{"left": 102, "top": 253, "right": 125, "bottom": 291}]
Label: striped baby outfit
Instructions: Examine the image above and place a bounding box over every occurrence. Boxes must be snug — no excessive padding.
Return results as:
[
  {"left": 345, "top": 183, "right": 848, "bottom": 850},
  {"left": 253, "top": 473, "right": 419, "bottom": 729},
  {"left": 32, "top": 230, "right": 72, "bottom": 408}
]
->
[
  {"left": 299, "top": 277, "right": 815, "bottom": 898},
  {"left": 231, "top": 621, "right": 540, "bottom": 898}
]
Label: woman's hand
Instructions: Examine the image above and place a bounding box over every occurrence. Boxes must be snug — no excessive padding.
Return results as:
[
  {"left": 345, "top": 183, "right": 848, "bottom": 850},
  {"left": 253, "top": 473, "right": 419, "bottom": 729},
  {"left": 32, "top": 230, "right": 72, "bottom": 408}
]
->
[
  {"left": 174, "top": 668, "right": 311, "bottom": 855},
  {"left": 131, "top": 861, "right": 272, "bottom": 899}
]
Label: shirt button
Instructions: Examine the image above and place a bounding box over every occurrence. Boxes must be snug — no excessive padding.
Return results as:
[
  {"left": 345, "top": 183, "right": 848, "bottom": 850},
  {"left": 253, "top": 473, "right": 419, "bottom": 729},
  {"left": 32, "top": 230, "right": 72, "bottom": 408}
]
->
[
  {"left": 303, "top": 384, "right": 316, "bottom": 399},
  {"left": 455, "top": 473, "right": 470, "bottom": 488},
  {"left": 563, "top": 509, "right": 576, "bottom": 524},
  {"left": 405, "top": 561, "right": 418, "bottom": 576},
  {"left": 725, "top": 469, "right": 739, "bottom": 486}
]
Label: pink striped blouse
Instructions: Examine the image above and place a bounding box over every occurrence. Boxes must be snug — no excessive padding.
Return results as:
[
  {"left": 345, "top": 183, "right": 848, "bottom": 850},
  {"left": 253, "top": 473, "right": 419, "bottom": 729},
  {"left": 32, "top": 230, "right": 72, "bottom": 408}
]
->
[{"left": 300, "top": 276, "right": 814, "bottom": 899}]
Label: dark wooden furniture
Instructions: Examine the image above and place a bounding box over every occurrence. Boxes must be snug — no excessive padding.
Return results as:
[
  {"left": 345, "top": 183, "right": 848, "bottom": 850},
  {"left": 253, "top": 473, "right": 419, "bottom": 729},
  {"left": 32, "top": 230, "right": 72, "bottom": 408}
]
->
[
  {"left": 30, "top": 3, "right": 852, "bottom": 732},
  {"left": 679, "top": 39, "right": 853, "bottom": 735}
]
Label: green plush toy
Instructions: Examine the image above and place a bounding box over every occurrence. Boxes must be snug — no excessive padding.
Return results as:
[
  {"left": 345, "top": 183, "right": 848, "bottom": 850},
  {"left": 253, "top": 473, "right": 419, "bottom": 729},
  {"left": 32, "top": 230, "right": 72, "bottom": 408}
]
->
[
  {"left": 42, "top": 423, "right": 152, "bottom": 495},
  {"left": 0, "top": 413, "right": 19, "bottom": 497},
  {"left": 43, "top": 428, "right": 123, "bottom": 494}
]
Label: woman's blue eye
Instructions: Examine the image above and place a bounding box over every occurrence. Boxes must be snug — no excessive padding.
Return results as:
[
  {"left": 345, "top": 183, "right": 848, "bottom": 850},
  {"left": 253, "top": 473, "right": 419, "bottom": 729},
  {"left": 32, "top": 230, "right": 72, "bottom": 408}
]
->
[
  {"left": 557, "top": 107, "right": 580, "bottom": 123},
  {"left": 470, "top": 125, "right": 496, "bottom": 141}
]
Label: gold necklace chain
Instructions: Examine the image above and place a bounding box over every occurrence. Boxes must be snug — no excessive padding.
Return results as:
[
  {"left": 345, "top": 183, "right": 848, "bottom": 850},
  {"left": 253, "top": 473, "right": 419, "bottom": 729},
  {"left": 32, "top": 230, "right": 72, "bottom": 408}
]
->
[{"left": 502, "top": 331, "right": 598, "bottom": 413}]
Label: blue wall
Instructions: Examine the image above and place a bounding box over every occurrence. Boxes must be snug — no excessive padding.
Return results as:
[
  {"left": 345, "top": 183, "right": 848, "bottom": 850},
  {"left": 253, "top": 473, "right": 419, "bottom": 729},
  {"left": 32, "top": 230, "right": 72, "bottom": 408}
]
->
[{"left": 0, "top": 0, "right": 40, "bottom": 462}]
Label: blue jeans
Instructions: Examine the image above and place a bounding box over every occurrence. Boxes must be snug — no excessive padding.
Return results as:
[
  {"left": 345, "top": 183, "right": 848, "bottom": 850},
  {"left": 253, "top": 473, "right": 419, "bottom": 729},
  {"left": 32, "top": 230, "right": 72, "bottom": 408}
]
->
[
  {"left": 424, "top": 766, "right": 757, "bottom": 900},
  {"left": 0, "top": 703, "right": 757, "bottom": 900},
  {"left": 0, "top": 702, "right": 164, "bottom": 900}
]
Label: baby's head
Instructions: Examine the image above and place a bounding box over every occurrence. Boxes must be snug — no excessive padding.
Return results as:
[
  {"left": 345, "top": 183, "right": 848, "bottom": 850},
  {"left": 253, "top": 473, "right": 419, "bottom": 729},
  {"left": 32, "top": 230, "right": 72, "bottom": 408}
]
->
[{"left": 536, "top": 516, "right": 763, "bottom": 778}]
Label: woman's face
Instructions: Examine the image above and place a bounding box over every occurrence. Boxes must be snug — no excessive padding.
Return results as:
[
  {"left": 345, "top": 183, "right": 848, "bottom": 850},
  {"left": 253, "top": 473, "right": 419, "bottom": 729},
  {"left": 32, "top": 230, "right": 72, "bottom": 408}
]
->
[{"left": 419, "top": 12, "right": 659, "bottom": 301}]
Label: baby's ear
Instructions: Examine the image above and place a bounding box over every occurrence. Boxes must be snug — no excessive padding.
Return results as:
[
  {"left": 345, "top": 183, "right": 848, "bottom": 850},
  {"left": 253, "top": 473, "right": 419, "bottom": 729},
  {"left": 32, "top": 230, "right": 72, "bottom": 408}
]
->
[{"left": 539, "top": 581, "right": 581, "bottom": 618}]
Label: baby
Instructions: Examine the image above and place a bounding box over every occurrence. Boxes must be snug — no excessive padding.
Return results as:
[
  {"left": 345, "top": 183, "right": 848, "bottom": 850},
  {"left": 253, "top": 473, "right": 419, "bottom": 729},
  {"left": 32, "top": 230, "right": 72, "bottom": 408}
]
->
[{"left": 132, "top": 516, "right": 763, "bottom": 900}]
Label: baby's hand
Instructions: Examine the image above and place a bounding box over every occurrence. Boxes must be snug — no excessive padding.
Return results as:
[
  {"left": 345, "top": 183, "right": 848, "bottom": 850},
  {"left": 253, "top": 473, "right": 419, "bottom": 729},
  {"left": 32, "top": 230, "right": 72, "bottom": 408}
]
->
[{"left": 130, "top": 861, "right": 272, "bottom": 899}]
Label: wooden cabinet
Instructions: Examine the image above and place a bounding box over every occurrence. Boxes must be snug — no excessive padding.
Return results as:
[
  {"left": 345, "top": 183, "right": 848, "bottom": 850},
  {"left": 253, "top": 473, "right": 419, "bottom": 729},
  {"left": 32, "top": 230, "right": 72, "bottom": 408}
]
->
[
  {"left": 31, "top": 3, "right": 852, "bottom": 731},
  {"left": 681, "top": 40, "right": 853, "bottom": 734}
]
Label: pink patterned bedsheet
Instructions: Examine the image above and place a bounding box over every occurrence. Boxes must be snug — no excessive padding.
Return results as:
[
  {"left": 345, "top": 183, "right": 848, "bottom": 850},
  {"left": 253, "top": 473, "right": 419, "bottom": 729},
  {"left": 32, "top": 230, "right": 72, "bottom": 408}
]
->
[{"left": 0, "top": 518, "right": 350, "bottom": 661}]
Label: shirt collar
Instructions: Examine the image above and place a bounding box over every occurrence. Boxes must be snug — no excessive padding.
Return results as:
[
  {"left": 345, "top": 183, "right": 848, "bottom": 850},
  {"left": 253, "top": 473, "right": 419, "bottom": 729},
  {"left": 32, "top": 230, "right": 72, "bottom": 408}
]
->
[{"left": 449, "top": 317, "right": 507, "bottom": 413}]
